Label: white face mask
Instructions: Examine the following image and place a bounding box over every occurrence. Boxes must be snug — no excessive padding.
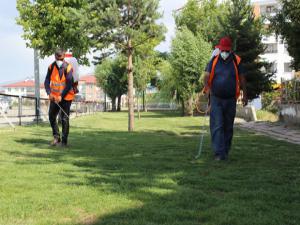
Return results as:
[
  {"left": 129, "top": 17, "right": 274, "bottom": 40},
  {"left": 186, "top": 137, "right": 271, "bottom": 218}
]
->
[
  {"left": 56, "top": 60, "right": 63, "bottom": 68},
  {"left": 220, "top": 51, "right": 230, "bottom": 60}
]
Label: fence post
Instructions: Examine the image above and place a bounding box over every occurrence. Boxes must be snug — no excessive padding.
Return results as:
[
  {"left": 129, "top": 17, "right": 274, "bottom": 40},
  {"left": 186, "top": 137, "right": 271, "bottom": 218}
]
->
[
  {"left": 104, "top": 93, "right": 107, "bottom": 112},
  {"left": 18, "top": 96, "right": 22, "bottom": 126},
  {"left": 75, "top": 102, "right": 78, "bottom": 117}
]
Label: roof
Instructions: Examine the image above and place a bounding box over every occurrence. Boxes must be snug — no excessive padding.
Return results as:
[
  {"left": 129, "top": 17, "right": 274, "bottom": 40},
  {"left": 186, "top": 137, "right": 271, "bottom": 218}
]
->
[
  {"left": 2, "top": 79, "right": 44, "bottom": 88},
  {"left": 80, "top": 75, "right": 97, "bottom": 84},
  {"left": 251, "top": 0, "right": 278, "bottom": 5},
  {"left": 2, "top": 75, "right": 98, "bottom": 89}
]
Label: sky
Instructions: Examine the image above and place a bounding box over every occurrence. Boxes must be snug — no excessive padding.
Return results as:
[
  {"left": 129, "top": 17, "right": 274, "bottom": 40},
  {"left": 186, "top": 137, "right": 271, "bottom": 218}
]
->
[{"left": 0, "top": 0, "right": 187, "bottom": 84}]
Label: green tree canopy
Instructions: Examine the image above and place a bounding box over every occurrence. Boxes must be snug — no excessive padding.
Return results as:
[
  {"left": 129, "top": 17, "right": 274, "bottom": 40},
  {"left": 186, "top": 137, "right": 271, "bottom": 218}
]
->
[
  {"left": 271, "top": 0, "right": 300, "bottom": 70},
  {"left": 170, "top": 27, "right": 211, "bottom": 116},
  {"left": 85, "top": 0, "right": 165, "bottom": 131},
  {"left": 222, "top": 0, "right": 274, "bottom": 100},
  {"left": 16, "top": 0, "right": 90, "bottom": 64},
  {"left": 95, "top": 55, "right": 127, "bottom": 112},
  {"left": 175, "top": 0, "right": 228, "bottom": 46}
]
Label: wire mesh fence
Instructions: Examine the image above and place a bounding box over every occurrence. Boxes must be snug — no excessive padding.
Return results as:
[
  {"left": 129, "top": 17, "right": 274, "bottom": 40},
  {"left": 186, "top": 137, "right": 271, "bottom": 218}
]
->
[{"left": 0, "top": 93, "right": 110, "bottom": 127}]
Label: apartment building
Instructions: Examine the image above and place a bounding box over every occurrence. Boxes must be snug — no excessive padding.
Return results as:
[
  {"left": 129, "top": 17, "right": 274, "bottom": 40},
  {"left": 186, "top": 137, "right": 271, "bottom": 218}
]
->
[{"left": 252, "top": 0, "right": 293, "bottom": 82}]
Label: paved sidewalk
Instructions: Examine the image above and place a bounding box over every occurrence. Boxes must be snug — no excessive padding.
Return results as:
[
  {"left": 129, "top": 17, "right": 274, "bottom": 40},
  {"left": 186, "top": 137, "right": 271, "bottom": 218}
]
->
[{"left": 237, "top": 120, "right": 300, "bottom": 145}]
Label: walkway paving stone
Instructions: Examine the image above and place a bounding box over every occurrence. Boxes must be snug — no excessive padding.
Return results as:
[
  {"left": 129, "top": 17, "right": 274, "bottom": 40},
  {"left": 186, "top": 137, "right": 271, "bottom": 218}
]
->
[{"left": 236, "top": 120, "right": 300, "bottom": 145}]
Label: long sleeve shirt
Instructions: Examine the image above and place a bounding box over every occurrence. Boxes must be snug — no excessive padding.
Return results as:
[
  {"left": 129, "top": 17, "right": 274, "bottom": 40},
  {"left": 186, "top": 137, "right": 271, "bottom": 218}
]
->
[{"left": 44, "top": 62, "right": 73, "bottom": 99}]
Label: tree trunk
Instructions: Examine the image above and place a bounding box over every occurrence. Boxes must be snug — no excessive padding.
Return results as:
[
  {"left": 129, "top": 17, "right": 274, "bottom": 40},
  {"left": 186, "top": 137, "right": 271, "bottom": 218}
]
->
[
  {"left": 127, "top": 38, "right": 134, "bottom": 131},
  {"left": 181, "top": 99, "right": 185, "bottom": 116},
  {"left": 104, "top": 92, "right": 107, "bottom": 112},
  {"left": 143, "top": 90, "right": 148, "bottom": 112},
  {"left": 117, "top": 95, "right": 122, "bottom": 112},
  {"left": 137, "top": 92, "right": 140, "bottom": 119},
  {"left": 184, "top": 96, "right": 194, "bottom": 116},
  {"left": 112, "top": 97, "right": 117, "bottom": 112}
]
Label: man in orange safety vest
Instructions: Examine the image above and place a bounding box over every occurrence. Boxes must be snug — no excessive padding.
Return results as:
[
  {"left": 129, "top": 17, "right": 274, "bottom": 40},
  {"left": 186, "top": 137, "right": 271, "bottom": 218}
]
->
[
  {"left": 203, "top": 37, "right": 248, "bottom": 161},
  {"left": 44, "top": 49, "right": 74, "bottom": 147}
]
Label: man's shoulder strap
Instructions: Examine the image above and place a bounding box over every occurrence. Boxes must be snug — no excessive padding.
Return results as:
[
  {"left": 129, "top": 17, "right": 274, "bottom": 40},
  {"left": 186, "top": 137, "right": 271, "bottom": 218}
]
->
[
  {"left": 64, "top": 62, "right": 72, "bottom": 74},
  {"left": 211, "top": 54, "right": 220, "bottom": 71},
  {"left": 49, "top": 62, "right": 72, "bottom": 76},
  {"left": 212, "top": 54, "right": 219, "bottom": 63},
  {"left": 48, "top": 62, "right": 57, "bottom": 75},
  {"left": 233, "top": 54, "right": 241, "bottom": 66}
]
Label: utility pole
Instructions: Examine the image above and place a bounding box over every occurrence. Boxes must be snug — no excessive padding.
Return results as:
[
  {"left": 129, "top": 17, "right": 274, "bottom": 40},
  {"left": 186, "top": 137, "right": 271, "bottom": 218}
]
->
[
  {"left": 32, "top": 0, "right": 41, "bottom": 123},
  {"left": 34, "top": 49, "right": 41, "bottom": 122}
]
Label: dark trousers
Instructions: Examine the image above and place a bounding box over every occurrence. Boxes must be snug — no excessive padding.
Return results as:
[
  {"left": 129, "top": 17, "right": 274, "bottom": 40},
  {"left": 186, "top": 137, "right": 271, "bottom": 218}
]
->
[
  {"left": 210, "top": 95, "right": 236, "bottom": 158},
  {"left": 49, "top": 100, "right": 72, "bottom": 144}
]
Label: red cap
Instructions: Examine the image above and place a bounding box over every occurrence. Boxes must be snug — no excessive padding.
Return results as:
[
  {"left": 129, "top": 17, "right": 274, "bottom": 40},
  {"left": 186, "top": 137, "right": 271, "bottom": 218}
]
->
[
  {"left": 217, "top": 37, "right": 232, "bottom": 51},
  {"left": 65, "top": 53, "right": 73, "bottom": 57}
]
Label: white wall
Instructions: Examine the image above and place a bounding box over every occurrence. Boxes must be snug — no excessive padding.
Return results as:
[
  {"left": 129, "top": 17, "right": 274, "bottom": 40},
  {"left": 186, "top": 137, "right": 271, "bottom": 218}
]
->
[
  {"left": 261, "top": 35, "right": 293, "bottom": 82},
  {"left": 251, "top": 0, "right": 293, "bottom": 83}
]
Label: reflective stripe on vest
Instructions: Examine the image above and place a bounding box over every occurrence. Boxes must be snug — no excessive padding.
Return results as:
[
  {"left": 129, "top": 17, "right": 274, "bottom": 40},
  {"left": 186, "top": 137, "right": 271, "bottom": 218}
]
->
[
  {"left": 49, "top": 63, "right": 74, "bottom": 101},
  {"left": 208, "top": 54, "right": 241, "bottom": 99}
]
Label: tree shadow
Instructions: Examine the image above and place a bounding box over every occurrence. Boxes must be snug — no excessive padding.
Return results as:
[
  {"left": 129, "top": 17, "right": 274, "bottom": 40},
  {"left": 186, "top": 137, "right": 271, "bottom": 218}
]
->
[
  {"left": 8, "top": 125, "right": 300, "bottom": 225},
  {"left": 137, "top": 111, "right": 182, "bottom": 118}
]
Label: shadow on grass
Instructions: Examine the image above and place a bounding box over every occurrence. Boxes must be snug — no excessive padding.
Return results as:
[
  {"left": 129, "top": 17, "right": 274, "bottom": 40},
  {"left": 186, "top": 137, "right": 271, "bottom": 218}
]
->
[
  {"left": 9, "top": 126, "right": 300, "bottom": 225},
  {"left": 136, "top": 110, "right": 182, "bottom": 118}
]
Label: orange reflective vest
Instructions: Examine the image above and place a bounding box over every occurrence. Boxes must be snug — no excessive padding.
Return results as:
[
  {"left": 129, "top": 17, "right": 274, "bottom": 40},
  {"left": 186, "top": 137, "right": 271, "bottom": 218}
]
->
[
  {"left": 49, "top": 62, "right": 74, "bottom": 101},
  {"left": 206, "top": 54, "right": 242, "bottom": 99}
]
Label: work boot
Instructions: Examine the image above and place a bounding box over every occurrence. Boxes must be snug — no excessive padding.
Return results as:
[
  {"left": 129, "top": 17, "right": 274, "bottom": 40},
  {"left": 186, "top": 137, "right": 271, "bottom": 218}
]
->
[
  {"left": 50, "top": 136, "right": 61, "bottom": 146},
  {"left": 60, "top": 141, "right": 68, "bottom": 148},
  {"left": 214, "top": 154, "right": 227, "bottom": 161}
]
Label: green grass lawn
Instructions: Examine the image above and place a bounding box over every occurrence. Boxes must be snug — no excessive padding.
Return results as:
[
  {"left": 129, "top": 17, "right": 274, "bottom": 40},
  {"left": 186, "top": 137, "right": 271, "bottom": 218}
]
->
[{"left": 0, "top": 111, "right": 299, "bottom": 225}]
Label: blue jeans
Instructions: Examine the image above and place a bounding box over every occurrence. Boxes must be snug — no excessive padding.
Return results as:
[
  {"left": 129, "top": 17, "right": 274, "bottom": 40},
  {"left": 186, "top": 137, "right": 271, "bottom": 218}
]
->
[{"left": 210, "top": 95, "right": 236, "bottom": 158}]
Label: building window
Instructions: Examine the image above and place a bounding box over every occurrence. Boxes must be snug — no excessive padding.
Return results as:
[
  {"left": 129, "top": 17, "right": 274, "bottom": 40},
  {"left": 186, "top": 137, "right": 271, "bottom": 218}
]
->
[
  {"left": 267, "top": 62, "right": 277, "bottom": 73},
  {"left": 284, "top": 63, "right": 292, "bottom": 73},
  {"left": 261, "top": 5, "right": 277, "bottom": 17},
  {"left": 21, "top": 88, "right": 25, "bottom": 92},
  {"left": 266, "top": 6, "right": 273, "bottom": 13},
  {"left": 284, "top": 44, "right": 289, "bottom": 54},
  {"left": 8, "top": 88, "right": 11, "bottom": 92},
  {"left": 264, "top": 43, "right": 277, "bottom": 53}
]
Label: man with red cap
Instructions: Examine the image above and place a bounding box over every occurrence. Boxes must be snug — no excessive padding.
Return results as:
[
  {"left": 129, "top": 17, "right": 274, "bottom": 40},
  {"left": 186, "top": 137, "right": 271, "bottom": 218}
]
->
[{"left": 204, "top": 36, "right": 248, "bottom": 160}]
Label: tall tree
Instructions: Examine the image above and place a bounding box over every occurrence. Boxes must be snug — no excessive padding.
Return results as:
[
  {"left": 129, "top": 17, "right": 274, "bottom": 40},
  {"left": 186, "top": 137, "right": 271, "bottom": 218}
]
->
[
  {"left": 85, "top": 0, "right": 165, "bottom": 131},
  {"left": 222, "top": 0, "right": 274, "bottom": 100},
  {"left": 133, "top": 32, "right": 164, "bottom": 114},
  {"left": 134, "top": 55, "right": 157, "bottom": 117},
  {"left": 16, "top": 0, "right": 90, "bottom": 64},
  {"left": 170, "top": 27, "right": 211, "bottom": 116},
  {"left": 157, "top": 59, "right": 180, "bottom": 103},
  {"left": 175, "top": 0, "right": 228, "bottom": 46},
  {"left": 95, "top": 56, "right": 127, "bottom": 112},
  {"left": 271, "top": 0, "right": 300, "bottom": 70}
]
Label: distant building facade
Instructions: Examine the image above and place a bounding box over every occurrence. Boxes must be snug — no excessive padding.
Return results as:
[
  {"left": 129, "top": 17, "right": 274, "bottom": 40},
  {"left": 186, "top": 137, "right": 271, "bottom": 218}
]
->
[
  {"left": 1, "top": 75, "right": 105, "bottom": 103},
  {"left": 1, "top": 78, "right": 46, "bottom": 98},
  {"left": 78, "top": 75, "right": 104, "bottom": 102},
  {"left": 252, "top": 0, "right": 293, "bottom": 82}
]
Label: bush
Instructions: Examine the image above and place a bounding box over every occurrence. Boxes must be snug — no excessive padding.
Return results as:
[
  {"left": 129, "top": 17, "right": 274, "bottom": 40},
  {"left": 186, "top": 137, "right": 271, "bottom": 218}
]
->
[{"left": 261, "top": 91, "right": 281, "bottom": 113}]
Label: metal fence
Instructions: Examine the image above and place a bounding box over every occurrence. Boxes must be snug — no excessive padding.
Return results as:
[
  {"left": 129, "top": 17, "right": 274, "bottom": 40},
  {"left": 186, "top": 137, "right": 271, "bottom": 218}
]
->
[
  {"left": 280, "top": 78, "right": 300, "bottom": 103},
  {"left": 0, "top": 93, "right": 110, "bottom": 127}
]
